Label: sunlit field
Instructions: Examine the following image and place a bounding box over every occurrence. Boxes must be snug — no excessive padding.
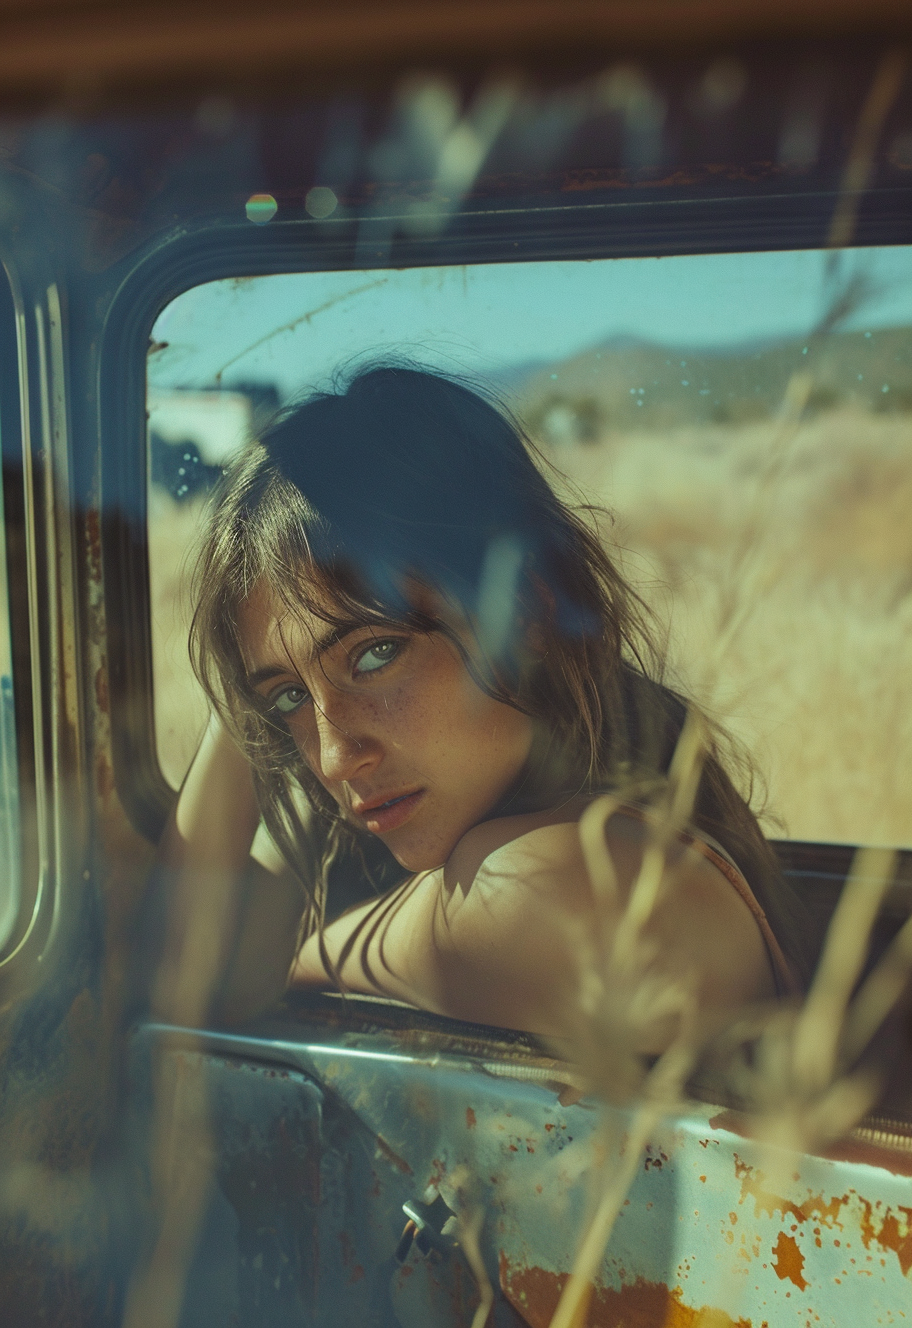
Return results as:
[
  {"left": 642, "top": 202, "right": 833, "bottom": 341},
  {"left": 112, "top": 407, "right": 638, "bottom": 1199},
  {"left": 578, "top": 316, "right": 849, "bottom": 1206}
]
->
[{"left": 529, "top": 404, "right": 912, "bottom": 847}]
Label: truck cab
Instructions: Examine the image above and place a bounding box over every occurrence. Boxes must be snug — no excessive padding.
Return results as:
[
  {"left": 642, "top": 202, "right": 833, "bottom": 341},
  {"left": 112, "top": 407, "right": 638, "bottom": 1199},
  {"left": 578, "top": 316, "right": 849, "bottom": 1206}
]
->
[{"left": 0, "top": 6, "right": 911, "bottom": 1324}]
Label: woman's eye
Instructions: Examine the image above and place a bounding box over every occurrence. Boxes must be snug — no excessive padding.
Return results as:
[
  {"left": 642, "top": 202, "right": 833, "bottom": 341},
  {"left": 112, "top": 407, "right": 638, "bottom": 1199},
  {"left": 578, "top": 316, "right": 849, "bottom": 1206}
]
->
[
  {"left": 353, "top": 639, "right": 402, "bottom": 675},
  {"left": 271, "top": 685, "right": 309, "bottom": 715}
]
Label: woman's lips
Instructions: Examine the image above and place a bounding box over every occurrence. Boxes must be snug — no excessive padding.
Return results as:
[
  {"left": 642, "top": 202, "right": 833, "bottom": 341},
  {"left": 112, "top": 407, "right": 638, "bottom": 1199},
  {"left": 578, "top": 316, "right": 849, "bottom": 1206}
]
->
[{"left": 357, "top": 790, "right": 425, "bottom": 834}]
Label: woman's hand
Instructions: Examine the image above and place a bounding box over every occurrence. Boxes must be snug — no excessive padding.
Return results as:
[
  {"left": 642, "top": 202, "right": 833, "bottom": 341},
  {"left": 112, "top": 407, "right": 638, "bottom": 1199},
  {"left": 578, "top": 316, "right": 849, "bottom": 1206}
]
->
[{"left": 153, "top": 712, "right": 304, "bottom": 1026}]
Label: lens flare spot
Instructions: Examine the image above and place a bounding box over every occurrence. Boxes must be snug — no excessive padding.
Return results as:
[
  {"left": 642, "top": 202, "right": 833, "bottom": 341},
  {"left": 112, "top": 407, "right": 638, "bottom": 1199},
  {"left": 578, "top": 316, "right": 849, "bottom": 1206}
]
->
[
  {"left": 305, "top": 186, "right": 338, "bottom": 219},
  {"left": 245, "top": 193, "right": 278, "bottom": 225}
]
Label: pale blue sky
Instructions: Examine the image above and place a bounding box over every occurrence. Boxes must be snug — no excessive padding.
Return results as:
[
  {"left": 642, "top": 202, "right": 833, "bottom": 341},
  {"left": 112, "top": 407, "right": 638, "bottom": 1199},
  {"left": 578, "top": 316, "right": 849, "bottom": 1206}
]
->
[{"left": 150, "top": 246, "right": 912, "bottom": 400}]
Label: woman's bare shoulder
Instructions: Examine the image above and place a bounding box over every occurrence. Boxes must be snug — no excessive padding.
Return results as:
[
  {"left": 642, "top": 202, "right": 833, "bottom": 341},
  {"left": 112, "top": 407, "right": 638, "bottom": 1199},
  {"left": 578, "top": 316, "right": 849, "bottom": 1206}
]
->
[
  {"left": 441, "top": 799, "right": 661, "bottom": 916},
  {"left": 443, "top": 801, "right": 775, "bottom": 1003},
  {"left": 443, "top": 799, "right": 588, "bottom": 898}
]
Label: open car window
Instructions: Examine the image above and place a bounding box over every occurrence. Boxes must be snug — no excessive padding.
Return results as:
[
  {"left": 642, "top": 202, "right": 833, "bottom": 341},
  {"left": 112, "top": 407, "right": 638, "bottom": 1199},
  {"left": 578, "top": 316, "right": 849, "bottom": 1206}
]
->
[{"left": 148, "top": 245, "right": 912, "bottom": 849}]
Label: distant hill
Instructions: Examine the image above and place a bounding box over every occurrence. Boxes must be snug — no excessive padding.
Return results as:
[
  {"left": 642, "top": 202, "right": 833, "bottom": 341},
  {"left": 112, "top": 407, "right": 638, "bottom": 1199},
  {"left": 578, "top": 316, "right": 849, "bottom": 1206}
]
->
[{"left": 503, "top": 326, "right": 912, "bottom": 445}]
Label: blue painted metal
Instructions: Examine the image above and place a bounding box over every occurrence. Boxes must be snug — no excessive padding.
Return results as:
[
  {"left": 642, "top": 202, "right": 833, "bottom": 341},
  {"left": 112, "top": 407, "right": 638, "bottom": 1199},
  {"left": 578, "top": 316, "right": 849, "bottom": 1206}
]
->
[{"left": 132, "top": 1013, "right": 912, "bottom": 1327}]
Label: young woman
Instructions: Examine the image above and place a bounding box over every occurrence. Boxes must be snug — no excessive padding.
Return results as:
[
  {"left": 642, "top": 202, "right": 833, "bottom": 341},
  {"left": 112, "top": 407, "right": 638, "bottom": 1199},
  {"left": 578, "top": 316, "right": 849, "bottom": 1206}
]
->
[{"left": 157, "top": 365, "right": 808, "bottom": 1043}]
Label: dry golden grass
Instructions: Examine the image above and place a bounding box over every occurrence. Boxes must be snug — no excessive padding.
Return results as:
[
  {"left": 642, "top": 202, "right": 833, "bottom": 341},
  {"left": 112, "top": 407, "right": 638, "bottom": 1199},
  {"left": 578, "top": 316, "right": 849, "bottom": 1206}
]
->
[{"left": 542, "top": 404, "right": 912, "bottom": 847}]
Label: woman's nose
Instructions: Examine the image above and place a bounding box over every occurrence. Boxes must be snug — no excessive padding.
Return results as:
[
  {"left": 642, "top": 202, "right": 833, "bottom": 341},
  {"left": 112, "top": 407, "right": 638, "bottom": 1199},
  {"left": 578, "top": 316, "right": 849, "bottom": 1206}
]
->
[{"left": 308, "top": 701, "right": 381, "bottom": 784}]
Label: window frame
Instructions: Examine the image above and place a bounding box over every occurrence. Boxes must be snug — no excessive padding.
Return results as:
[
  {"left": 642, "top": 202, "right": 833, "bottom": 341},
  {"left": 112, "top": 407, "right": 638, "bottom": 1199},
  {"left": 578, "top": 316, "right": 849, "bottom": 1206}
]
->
[
  {"left": 0, "top": 260, "right": 42, "bottom": 966},
  {"left": 101, "top": 185, "right": 912, "bottom": 946}
]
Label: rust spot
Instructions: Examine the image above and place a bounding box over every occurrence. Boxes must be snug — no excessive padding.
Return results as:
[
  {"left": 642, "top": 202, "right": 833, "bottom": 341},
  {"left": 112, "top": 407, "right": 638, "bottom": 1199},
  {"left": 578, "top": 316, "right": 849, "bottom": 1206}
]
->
[
  {"left": 730, "top": 1154, "right": 912, "bottom": 1274},
  {"left": 374, "top": 1134, "right": 412, "bottom": 1175},
  {"left": 868, "top": 1208, "right": 912, "bottom": 1276},
  {"left": 771, "top": 1233, "right": 808, "bottom": 1290},
  {"left": 465, "top": 1107, "right": 476, "bottom": 1129},
  {"left": 94, "top": 664, "right": 109, "bottom": 714},
  {"left": 498, "top": 1253, "right": 752, "bottom": 1327},
  {"left": 85, "top": 508, "right": 102, "bottom": 583},
  {"left": 427, "top": 1157, "right": 446, "bottom": 1188}
]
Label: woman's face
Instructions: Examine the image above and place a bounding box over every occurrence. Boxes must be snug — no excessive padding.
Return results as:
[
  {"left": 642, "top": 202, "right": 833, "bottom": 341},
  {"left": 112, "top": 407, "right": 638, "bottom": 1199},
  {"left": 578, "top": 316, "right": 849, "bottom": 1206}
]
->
[{"left": 238, "top": 583, "right": 535, "bottom": 872}]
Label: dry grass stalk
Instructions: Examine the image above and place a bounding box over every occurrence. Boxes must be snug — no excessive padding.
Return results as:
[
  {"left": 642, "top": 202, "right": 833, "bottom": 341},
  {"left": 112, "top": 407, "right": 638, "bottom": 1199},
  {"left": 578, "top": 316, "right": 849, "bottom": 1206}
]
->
[
  {"left": 791, "top": 846, "right": 896, "bottom": 1096},
  {"left": 693, "top": 854, "right": 905, "bottom": 1326},
  {"left": 127, "top": 868, "right": 243, "bottom": 1328},
  {"left": 724, "top": 844, "right": 903, "bottom": 1157},
  {"left": 692, "top": 847, "right": 910, "bottom": 1328},
  {"left": 548, "top": 1029, "right": 697, "bottom": 1328},
  {"left": 549, "top": 704, "right": 708, "bottom": 1328},
  {"left": 843, "top": 908, "right": 912, "bottom": 1065},
  {"left": 458, "top": 1207, "right": 496, "bottom": 1328},
  {"left": 827, "top": 49, "right": 908, "bottom": 250},
  {"left": 122, "top": 1052, "right": 217, "bottom": 1328},
  {"left": 551, "top": 465, "right": 909, "bottom": 1319},
  {"left": 553, "top": 813, "right": 910, "bottom": 1327}
]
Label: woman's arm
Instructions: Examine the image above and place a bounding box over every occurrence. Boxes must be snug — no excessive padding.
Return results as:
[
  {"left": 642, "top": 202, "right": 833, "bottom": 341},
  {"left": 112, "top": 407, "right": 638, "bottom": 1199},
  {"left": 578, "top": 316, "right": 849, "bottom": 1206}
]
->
[
  {"left": 290, "top": 811, "right": 776, "bottom": 1046},
  {"left": 153, "top": 713, "right": 304, "bottom": 1025}
]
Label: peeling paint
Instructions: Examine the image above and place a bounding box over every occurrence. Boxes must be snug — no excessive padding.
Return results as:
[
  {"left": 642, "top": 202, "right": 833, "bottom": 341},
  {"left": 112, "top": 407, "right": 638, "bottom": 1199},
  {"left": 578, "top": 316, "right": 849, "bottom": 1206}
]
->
[
  {"left": 734, "top": 1154, "right": 843, "bottom": 1228},
  {"left": 733, "top": 1151, "right": 912, "bottom": 1280},
  {"left": 857, "top": 1197, "right": 912, "bottom": 1276},
  {"left": 771, "top": 1232, "right": 808, "bottom": 1290}
]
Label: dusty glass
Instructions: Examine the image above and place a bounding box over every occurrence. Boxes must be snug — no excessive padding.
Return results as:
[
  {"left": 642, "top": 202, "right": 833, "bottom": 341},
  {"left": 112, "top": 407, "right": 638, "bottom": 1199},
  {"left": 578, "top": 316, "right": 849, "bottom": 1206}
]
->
[{"left": 147, "top": 247, "right": 912, "bottom": 847}]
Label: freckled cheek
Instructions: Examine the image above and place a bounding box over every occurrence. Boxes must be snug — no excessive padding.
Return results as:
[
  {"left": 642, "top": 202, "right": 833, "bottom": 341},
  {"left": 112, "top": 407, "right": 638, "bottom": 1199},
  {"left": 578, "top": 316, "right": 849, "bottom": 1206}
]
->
[
  {"left": 368, "top": 683, "right": 438, "bottom": 753},
  {"left": 286, "top": 686, "right": 426, "bottom": 765}
]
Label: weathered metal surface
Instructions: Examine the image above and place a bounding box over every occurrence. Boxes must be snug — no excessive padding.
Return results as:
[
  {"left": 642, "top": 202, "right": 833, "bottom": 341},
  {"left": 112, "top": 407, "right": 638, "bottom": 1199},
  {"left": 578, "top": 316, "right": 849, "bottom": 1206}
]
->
[{"left": 133, "top": 1020, "right": 912, "bottom": 1327}]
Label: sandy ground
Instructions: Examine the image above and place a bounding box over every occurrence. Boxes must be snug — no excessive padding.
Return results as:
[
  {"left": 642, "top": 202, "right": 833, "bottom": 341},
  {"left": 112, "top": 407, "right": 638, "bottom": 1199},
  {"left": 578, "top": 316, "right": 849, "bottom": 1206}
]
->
[{"left": 148, "top": 404, "right": 912, "bottom": 848}]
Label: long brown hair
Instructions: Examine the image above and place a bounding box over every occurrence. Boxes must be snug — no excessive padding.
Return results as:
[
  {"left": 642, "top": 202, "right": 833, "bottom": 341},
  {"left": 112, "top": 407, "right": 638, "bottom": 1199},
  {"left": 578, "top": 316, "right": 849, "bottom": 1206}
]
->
[{"left": 189, "top": 364, "right": 811, "bottom": 985}]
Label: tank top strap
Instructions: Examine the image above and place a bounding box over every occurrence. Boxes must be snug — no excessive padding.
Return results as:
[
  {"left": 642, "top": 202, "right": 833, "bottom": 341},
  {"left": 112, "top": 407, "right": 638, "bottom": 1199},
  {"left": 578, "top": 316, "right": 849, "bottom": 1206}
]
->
[{"left": 615, "top": 803, "right": 800, "bottom": 998}]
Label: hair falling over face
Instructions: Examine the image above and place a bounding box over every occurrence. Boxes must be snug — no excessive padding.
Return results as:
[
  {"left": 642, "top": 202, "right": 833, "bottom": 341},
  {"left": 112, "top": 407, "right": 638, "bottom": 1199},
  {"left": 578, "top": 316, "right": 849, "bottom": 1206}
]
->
[{"left": 189, "top": 363, "right": 813, "bottom": 985}]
